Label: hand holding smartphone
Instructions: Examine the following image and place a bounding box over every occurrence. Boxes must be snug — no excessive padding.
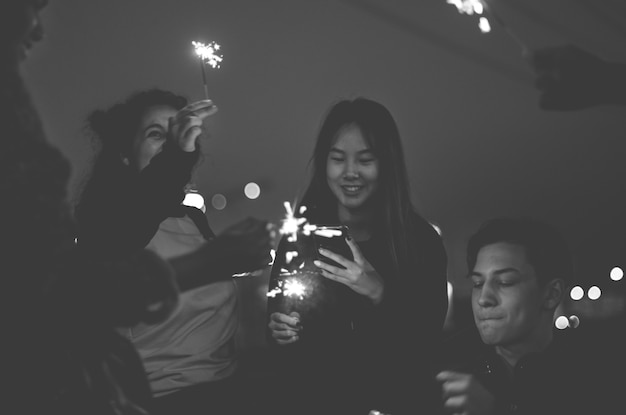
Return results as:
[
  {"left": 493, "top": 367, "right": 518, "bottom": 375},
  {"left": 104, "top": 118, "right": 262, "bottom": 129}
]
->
[{"left": 313, "top": 225, "right": 352, "bottom": 268}]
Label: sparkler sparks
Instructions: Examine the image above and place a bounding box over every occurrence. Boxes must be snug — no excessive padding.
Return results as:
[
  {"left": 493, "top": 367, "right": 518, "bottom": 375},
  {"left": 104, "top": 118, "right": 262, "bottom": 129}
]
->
[
  {"left": 192, "top": 41, "right": 223, "bottom": 68},
  {"left": 279, "top": 202, "right": 316, "bottom": 242},
  {"left": 445, "top": 0, "right": 528, "bottom": 53},
  {"left": 192, "top": 40, "right": 223, "bottom": 99},
  {"left": 266, "top": 278, "right": 308, "bottom": 300}
]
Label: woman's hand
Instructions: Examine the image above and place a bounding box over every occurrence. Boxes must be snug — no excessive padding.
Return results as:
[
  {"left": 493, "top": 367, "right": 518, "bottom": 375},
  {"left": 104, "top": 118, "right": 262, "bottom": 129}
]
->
[
  {"left": 314, "top": 237, "right": 384, "bottom": 304},
  {"left": 169, "top": 99, "right": 218, "bottom": 152},
  {"left": 268, "top": 312, "right": 301, "bottom": 345}
]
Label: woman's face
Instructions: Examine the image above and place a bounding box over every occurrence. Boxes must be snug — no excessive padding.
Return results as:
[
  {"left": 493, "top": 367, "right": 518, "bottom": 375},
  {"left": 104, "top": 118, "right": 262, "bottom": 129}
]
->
[
  {"left": 131, "top": 105, "right": 177, "bottom": 171},
  {"left": 326, "top": 124, "right": 380, "bottom": 216},
  {"left": 1, "top": 0, "right": 47, "bottom": 63}
]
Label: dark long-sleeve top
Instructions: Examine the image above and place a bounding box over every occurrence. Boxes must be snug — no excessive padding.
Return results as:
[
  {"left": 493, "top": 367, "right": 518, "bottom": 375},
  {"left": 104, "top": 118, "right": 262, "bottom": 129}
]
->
[
  {"left": 75, "top": 144, "right": 199, "bottom": 259},
  {"left": 266, "top": 210, "right": 448, "bottom": 414}
]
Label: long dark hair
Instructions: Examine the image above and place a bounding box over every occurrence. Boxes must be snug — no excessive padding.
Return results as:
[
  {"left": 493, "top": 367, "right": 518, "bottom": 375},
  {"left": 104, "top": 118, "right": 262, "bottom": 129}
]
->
[{"left": 299, "top": 97, "right": 425, "bottom": 273}]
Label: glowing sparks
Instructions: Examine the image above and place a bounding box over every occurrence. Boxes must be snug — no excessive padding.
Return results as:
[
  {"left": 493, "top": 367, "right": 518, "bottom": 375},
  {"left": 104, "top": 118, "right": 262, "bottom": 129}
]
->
[
  {"left": 445, "top": 0, "right": 528, "bottom": 52},
  {"left": 313, "top": 228, "right": 343, "bottom": 238},
  {"left": 192, "top": 41, "right": 223, "bottom": 69},
  {"left": 279, "top": 201, "right": 317, "bottom": 242},
  {"left": 447, "top": 0, "right": 484, "bottom": 15},
  {"left": 266, "top": 278, "right": 308, "bottom": 300},
  {"left": 285, "top": 250, "right": 299, "bottom": 264},
  {"left": 478, "top": 16, "right": 491, "bottom": 33},
  {"left": 446, "top": 0, "right": 490, "bottom": 32},
  {"left": 283, "top": 279, "right": 306, "bottom": 299}
]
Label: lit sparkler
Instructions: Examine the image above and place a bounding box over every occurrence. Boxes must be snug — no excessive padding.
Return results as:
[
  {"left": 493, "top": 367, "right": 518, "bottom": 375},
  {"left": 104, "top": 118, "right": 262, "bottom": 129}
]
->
[
  {"left": 279, "top": 201, "right": 317, "bottom": 242},
  {"left": 192, "top": 40, "right": 223, "bottom": 99},
  {"left": 266, "top": 277, "right": 308, "bottom": 300},
  {"left": 446, "top": 0, "right": 528, "bottom": 54}
]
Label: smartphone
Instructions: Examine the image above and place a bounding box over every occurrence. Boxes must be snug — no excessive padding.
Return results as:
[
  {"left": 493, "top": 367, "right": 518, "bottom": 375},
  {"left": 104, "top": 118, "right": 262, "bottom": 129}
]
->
[{"left": 313, "top": 225, "right": 352, "bottom": 268}]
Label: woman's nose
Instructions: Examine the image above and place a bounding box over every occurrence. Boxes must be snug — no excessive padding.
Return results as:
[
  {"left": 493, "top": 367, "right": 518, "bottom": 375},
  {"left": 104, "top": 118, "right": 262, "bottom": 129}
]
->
[{"left": 343, "top": 161, "right": 359, "bottom": 179}]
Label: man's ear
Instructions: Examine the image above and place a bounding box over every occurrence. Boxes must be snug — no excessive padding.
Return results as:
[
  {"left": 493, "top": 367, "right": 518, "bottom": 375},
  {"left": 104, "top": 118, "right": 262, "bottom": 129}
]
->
[{"left": 543, "top": 278, "right": 564, "bottom": 310}]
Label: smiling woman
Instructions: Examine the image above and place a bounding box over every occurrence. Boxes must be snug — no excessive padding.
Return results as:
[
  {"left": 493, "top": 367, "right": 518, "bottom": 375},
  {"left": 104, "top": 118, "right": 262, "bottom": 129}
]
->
[{"left": 266, "top": 97, "right": 449, "bottom": 415}]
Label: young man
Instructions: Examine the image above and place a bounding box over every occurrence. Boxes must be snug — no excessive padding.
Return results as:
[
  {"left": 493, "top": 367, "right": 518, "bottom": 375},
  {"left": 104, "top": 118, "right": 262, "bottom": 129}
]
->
[{"left": 436, "top": 217, "right": 603, "bottom": 415}]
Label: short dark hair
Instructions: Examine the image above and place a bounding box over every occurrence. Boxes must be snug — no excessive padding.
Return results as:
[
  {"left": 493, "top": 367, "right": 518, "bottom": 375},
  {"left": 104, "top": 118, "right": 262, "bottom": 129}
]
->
[{"left": 466, "top": 217, "right": 573, "bottom": 286}]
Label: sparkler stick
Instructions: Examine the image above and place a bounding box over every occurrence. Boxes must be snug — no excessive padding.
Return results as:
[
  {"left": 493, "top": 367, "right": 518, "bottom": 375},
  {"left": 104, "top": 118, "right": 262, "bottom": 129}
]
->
[
  {"left": 192, "top": 40, "right": 223, "bottom": 100},
  {"left": 446, "top": 0, "right": 529, "bottom": 55}
]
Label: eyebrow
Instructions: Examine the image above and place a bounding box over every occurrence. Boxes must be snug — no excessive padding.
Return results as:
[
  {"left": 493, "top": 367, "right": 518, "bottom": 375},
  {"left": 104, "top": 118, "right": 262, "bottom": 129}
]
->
[
  {"left": 143, "top": 123, "right": 166, "bottom": 133},
  {"left": 468, "top": 267, "right": 521, "bottom": 278}
]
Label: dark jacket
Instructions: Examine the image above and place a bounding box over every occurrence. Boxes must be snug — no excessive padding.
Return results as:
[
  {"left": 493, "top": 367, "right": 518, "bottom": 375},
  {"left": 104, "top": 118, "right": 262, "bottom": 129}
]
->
[
  {"left": 441, "top": 329, "right": 605, "bottom": 415},
  {"left": 266, "top": 210, "right": 448, "bottom": 415}
]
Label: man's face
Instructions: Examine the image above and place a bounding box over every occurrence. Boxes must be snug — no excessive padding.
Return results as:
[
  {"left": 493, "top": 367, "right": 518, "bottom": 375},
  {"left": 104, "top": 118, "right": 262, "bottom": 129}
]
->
[
  {"left": 470, "top": 242, "right": 547, "bottom": 349},
  {"left": 0, "top": 0, "right": 47, "bottom": 64}
]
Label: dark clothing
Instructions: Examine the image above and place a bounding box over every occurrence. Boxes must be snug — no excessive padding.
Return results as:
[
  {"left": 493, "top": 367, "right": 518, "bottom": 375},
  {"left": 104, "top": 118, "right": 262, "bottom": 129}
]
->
[
  {"left": 266, "top": 211, "right": 448, "bottom": 415},
  {"left": 439, "top": 329, "right": 607, "bottom": 415},
  {"left": 75, "top": 143, "right": 199, "bottom": 260},
  {"left": 2, "top": 67, "right": 156, "bottom": 414}
]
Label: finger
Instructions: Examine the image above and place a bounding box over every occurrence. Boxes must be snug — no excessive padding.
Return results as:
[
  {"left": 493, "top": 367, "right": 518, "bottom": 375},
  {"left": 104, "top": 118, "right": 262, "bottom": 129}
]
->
[
  {"left": 441, "top": 394, "right": 468, "bottom": 411},
  {"left": 345, "top": 237, "right": 365, "bottom": 263},
  {"left": 276, "top": 335, "right": 299, "bottom": 345},
  {"left": 178, "top": 119, "right": 204, "bottom": 151},
  {"left": 176, "top": 100, "right": 218, "bottom": 120},
  {"left": 271, "top": 312, "right": 300, "bottom": 326},
  {"left": 435, "top": 371, "right": 466, "bottom": 382},
  {"left": 316, "top": 248, "right": 351, "bottom": 269},
  {"left": 317, "top": 268, "right": 348, "bottom": 286}
]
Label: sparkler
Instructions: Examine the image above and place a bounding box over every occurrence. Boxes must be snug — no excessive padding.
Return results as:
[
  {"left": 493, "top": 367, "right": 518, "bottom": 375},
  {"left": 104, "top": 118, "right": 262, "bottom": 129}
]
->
[
  {"left": 446, "top": 0, "right": 528, "bottom": 54},
  {"left": 192, "top": 40, "right": 223, "bottom": 99},
  {"left": 279, "top": 201, "right": 316, "bottom": 242}
]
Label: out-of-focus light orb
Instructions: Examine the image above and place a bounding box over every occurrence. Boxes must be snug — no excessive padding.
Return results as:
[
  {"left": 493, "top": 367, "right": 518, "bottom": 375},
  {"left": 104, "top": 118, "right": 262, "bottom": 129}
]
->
[
  {"left": 555, "top": 315, "right": 569, "bottom": 330},
  {"left": 610, "top": 266, "right": 624, "bottom": 281},
  {"left": 211, "top": 193, "right": 227, "bottom": 210},
  {"left": 570, "top": 286, "right": 584, "bottom": 301},
  {"left": 244, "top": 182, "right": 261, "bottom": 199},
  {"left": 568, "top": 315, "right": 580, "bottom": 329},
  {"left": 587, "top": 286, "right": 601, "bottom": 300}
]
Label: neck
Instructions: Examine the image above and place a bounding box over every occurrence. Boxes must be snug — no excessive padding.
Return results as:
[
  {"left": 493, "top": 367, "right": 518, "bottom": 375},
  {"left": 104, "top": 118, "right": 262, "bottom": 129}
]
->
[{"left": 337, "top": 205, "right": 373, "bottom": 241}]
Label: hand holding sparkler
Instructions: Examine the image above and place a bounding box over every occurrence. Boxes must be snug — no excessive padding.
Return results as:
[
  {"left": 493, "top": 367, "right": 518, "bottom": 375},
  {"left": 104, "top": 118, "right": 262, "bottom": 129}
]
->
[
  {"left": 168, "top": 99, "right": 218, "bottom": 152},
  {"left": 528, "top": 44, "right": 626, "bottom": 111},
  {"left": 314, "top": 237, "right": 385, "bottom": 305},
  {"left": 268, "top": 311, "right": 302, "bottom": 345}
]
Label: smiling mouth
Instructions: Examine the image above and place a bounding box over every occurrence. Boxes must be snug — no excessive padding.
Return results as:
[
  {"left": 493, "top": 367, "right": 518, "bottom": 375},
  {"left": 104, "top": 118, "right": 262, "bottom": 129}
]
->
[{"left": 341, "top": 185, "right": 363, "bottom": 193}]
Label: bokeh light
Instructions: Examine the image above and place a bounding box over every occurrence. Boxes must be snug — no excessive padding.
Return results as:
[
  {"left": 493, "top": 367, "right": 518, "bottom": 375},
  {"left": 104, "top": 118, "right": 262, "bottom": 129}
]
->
[
  {"left": 570, "top": 286, "right": 584, "bottom": 301},
  {"left": 568, "top": 315, "right": 580, "bottom": 329},
  {"left": 244, "top": 182, "right": 261, "bottom": 199},
  {"left": 211, "top": 193, "right": 227, "bottom": 210},
  {"left": 555, "top": 315, "right": 569, "bottom": 330},
  {"left": 587, "top": 286, "right": 601, "bottom": 300},
  {"left": 610, "top": 266, "right": 623, "bottom": 281}
]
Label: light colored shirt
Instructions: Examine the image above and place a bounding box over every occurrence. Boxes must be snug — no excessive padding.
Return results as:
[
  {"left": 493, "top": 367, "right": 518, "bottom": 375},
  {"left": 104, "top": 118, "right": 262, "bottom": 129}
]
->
[{"left": 123, "top": 215, "right": 238, "bottom": 397}]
